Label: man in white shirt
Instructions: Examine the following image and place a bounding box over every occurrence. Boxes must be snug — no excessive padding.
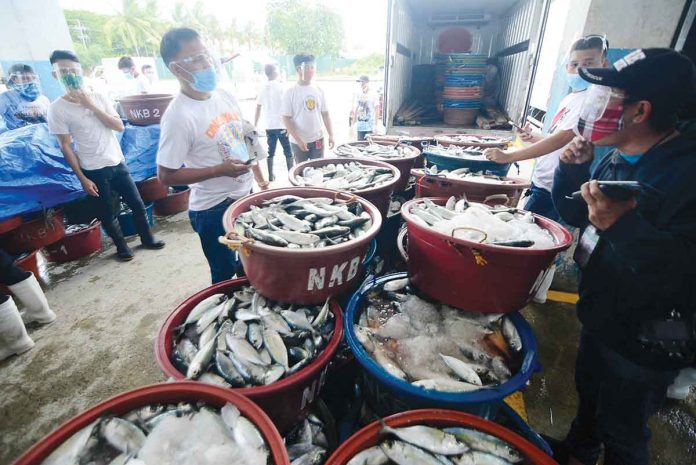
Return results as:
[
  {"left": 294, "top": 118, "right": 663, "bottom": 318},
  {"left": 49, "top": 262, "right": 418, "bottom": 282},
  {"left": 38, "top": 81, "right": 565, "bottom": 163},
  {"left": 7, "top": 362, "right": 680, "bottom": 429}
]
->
[
  {"left": 47, "top": 50, "right": 164, "bottom": 262},
  {"left": 156, "top": 28, "right": 269, "bottom": 284},
  {"left": 255, "top": 63, "right": 293, "bottom": 182},
  {"left": 281, "top": 53, "right": 335, "bottom": 164},
  {"left": 0, "top": 64, "right": 50, "bottom": 133},
  {"left": 118, "top": 56, "right": 150, "bottom": 95},
  {"left": 351, "top": 75, "right": 378, "bottom": 141}
]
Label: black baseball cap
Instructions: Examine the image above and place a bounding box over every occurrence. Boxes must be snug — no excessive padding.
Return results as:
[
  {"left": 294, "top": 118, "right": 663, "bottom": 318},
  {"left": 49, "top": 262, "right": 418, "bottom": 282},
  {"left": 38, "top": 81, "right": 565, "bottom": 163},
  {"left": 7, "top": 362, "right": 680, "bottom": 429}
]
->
[
  {"left": 579, "top": 48, "right": 696, "bottom": 110},
  {"left": 357, "top": 75, "right": 370, "bottom": 83}
]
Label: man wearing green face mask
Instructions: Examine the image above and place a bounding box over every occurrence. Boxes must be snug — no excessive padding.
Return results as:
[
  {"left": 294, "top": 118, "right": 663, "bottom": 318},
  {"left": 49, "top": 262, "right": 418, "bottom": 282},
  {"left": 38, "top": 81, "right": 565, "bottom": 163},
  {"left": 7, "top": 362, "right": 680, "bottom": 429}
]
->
[
  {"left": 0, "top": 63, "right": 50, "bottom": 133},
  {"left": 47, "top": 50, "right": 164, "bottom": 262}
]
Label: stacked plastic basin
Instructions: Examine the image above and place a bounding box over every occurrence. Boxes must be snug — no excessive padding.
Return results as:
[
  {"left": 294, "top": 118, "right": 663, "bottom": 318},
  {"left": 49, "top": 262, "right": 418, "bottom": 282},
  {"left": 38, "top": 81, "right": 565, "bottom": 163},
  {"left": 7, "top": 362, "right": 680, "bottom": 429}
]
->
[{"left": 442, "top": 53, "right": 487, "bottom": 125}]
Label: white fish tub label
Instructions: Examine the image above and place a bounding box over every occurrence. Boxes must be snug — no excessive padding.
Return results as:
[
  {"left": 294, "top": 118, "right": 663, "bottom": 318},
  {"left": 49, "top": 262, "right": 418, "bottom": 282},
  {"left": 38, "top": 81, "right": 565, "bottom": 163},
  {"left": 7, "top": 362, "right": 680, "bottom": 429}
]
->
[
  {"left": 301, "top": 366, "right": 328, "bottom": 410},
  {"left": 129, "top": 108, "right": 161, "bottom": 119},
  {"left": 307, "top": 255, "right": 362, "bottom": 291}
]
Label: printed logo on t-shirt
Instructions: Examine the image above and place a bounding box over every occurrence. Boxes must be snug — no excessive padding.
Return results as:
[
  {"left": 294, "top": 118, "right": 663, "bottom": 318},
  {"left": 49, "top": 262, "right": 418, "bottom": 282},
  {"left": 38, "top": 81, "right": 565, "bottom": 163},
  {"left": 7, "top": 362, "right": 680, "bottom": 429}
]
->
[
  {"left": 206, "top": 111, "right": 248, "bottom": 163},
  {"left": 550, "top": 107, "right": 570, "bottom": 133},
  {"left": 304, "top": 96, "right": 317, "bottom": 111}
]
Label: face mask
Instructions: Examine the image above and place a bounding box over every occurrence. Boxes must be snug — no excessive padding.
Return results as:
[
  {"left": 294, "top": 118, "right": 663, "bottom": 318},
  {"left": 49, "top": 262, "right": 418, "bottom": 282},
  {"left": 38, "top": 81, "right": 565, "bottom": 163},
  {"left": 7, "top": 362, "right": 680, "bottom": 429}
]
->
[
  {"left": 578, "top": 107, "right": 624, "bottom": 142},
  {"left": 566, "top": 71, "right": 590, "bottom": 92},
  {"left": 190, "top": 67, "right": 217, "bottom": 92},
  {"left": 11, "top": 82, "right": 40, "bottom": 101},
  {"left": 122, "top": 71, "right": 134, "bottom": 80},
  {"left": 59, "top": 74, "right": 83, "bottom": 92}
]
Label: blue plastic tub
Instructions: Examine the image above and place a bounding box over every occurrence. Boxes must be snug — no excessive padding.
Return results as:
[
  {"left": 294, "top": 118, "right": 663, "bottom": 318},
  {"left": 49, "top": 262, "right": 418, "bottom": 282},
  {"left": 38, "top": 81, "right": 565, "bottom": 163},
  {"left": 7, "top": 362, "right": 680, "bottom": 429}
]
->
[
  {"left": 117, "top": 202, "right": 154, "bottom": 237},
  {"left": 424, "top": 151, "right": 511, "bottom": 177},
  {"left": 345, "top": 272, "right": 540, "bottom": 419}
]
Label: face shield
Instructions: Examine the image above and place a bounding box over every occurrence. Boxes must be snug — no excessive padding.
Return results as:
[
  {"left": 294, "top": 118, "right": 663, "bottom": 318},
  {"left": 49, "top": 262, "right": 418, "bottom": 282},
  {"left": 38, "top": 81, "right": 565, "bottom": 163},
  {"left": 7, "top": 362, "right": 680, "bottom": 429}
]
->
[
  {"left": 9, "top": 71, "right": 41, "bottom": 101},
  {"left": 54, "top": 63, "right": 84, "bottom": 92},
  {"left": 575, "top": 84, "right": 626, "bottom": 142},
  {"left": 171, "top": 51, "right": 219, "bottom": 92}
]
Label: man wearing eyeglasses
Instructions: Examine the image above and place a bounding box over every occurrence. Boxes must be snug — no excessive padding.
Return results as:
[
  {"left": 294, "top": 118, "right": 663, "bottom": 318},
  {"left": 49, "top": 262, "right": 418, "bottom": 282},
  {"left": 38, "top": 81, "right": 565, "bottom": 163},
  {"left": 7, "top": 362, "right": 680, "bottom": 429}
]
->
[
  {"left": 156, "top": 28, "right": 268, "bottom": 284},
  {"left": 47, "top": 50, "right": 164, "bottom": 262},
  {"left": 0, "top": 64, "right": 50, "bottom": 133},
  {"left": 551, "top": 49, "right": 696, "bottom": 465}
]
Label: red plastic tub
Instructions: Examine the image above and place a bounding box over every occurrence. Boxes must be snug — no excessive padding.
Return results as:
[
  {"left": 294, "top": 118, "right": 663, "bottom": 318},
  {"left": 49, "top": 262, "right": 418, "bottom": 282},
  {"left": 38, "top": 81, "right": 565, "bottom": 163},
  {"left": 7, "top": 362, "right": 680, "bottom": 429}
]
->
[
  {"left": 414, "top": 171, "right": 530, "bottom": 207},
  {"left": 325, "top": 409, "right": 556, "bottom": 465},
  {"left": 155, "top": 278, "right": 344, "bottom": 433},
  {"left": 222, "top": 187, "right": 382, "bottom": 304},
  {"left": 288, "top": 157, "right": 400, "bottom": 218},
  {"left": 0, "top": 250, "right": 40, "bottom": 296},
  {"left": 401, "top": 198, "right": 572, "bottom": 313},
  {"left": 336, "top": 142, "right": 420, "bottom": 192},
  {"left": 154, "top": 187, "right": 190, "bottom": 216},
  {"left": 44, "top": 221, "right": 102, "bottom": 263},
  {"left": 0, "top": 216, "right": 22, "bottom": 235},
  {"left": 137, "top": 176, "right": 169, "bottom": 202},
  {"left": 3, "top": 210, "right": 65, "bottom": 255},
  {"left": 13, "top": 382, "right": 289, "bottom": 465}
]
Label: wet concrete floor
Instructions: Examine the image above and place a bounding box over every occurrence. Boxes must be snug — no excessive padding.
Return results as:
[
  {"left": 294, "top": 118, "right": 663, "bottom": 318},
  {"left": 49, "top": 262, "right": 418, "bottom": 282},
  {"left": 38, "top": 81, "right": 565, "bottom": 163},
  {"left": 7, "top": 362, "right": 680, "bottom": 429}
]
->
[{"left": 1, "top": 206, "right": 694, "bottom": 464}]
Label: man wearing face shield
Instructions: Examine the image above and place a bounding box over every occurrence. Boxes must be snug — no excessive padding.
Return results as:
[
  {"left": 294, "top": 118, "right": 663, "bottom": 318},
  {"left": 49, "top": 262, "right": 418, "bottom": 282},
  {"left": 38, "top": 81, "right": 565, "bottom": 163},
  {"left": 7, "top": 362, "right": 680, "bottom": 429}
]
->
[
  {"left": 550, "top": 49, "right": 696, "bottom": 465},
  {"left": 485, "top": 35, "right": 609, "bottom": 222},
  {"left": 156, "top": 28, "right": 269, "bottom": 284},
  {"left": 0, "top": 64, "right": 50, "bottom": 133},
  {"left": 47, "top": 50, "right": 165, "bottom": 262}
]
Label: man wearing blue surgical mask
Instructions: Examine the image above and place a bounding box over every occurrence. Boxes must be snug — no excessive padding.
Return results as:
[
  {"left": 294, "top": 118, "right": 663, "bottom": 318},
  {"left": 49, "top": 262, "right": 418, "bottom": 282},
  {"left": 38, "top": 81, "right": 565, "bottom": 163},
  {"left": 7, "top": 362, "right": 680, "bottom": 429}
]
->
[
  {"left": 0, "top": 64, "right": 50, "bottom": 133},
  {"left": 156, "top": 28, "right": 269, "bottom": 284}
]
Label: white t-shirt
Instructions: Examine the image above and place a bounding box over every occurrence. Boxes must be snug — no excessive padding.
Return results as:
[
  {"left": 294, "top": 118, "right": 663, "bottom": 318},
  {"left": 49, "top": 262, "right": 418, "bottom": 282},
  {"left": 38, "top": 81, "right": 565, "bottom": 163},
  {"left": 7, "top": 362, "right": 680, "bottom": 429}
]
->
[
  {"left": 47, "top": 92, "right": 124, "bottom": 171},
  {"left": 531, "top": 91, "right": 586, "bottom": 191},
  {"left": 353, "top": 90, "right": 378, "bottom": 132},
  {"left": 281, "top": 84, "right": 328, "bottom": 144},
  {"left": 256, "top": 80, "right": 285, "bottom": 130},
  {"left": 157, "top": 89, "right": 256, "bottom": 211}
]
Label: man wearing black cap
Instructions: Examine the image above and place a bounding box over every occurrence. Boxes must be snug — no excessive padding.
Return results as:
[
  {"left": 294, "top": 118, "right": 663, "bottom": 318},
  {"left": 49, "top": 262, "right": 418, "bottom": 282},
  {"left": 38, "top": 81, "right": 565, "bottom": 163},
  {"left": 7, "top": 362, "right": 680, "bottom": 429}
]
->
[
  {"left": 351, "top": 75, "right": 377, "bottom": 141},
  {"left": 551, "top": 49, "right": 696, "bottom": 465}
]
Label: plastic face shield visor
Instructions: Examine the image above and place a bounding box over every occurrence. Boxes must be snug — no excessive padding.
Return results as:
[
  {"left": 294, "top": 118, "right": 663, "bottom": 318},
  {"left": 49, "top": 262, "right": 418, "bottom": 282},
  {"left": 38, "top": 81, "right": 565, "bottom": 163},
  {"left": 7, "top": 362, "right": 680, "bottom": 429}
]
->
[
  {"left": 576, "top": 84, "right": 626, "bottom": 141},
  {"left": 171, "top": 51, "right": 216, "bottom": 72}
]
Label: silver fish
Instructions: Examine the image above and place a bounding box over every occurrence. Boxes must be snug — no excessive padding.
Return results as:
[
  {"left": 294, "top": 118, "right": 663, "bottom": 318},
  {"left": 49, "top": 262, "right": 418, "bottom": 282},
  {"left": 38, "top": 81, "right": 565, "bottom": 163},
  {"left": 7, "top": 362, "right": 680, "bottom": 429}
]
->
[
  {"left": 380, "top": 440, "right": 443, "bottom": 465},
  {"left": 263, "top": 327, "right": 289, "bottom": 369},
  {"left": 100, "top": 417, "right": 146, "bottom": 454},
  {"left": 502, "top": 317, "right": 522, "bottom": 352},
  {"left": 187, "top": 336, "right": 217, "bottom": 379},
  {"left": 248, "top": 323, "right": 264, "bottom": 349},
  {"left": 347, "top": 445, "right": 389, "bottom": 465},
  {"left": 439, "top": 354, "right": 483, "bottom": 386},
  {"left": 381, "top": 424, "right": 469, "bottom": 455},
  {"left": 184, "top": 294, "right": 225, "bottom": 325},
  {"left": 444, "top": 428, "right": 522, "bottom": 463},
  {"left": 226, "top": 335, "right": 266, "bottom": 366},
  {"left": 412, "top": 378, "right": 482, "bottom": 392}
]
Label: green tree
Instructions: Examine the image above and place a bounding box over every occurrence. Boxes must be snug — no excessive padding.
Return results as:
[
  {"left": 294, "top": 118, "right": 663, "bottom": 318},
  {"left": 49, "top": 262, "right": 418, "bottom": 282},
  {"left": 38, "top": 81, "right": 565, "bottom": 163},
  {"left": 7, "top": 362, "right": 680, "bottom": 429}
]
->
[
  {"left": 266, "top": 0, "right": 344, "bottom": 57},
  {"left": 103, "top": 0, "right": 165, "bottom": 57}
]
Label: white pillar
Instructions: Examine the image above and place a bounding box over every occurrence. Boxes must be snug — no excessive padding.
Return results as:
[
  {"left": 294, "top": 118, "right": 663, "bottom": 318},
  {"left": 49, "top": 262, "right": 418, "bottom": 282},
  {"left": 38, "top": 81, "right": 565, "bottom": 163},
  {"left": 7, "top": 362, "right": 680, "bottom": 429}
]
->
[{"left": 0, "top": 0, "right": 73, "bottom": 100}]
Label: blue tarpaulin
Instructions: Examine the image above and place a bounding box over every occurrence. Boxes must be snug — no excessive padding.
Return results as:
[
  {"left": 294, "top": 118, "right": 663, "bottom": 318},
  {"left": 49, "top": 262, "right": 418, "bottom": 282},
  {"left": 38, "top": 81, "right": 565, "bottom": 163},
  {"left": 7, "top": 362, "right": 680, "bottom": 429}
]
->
[{"left": 0, "top": 123, "right": 160, "bottom": 221}]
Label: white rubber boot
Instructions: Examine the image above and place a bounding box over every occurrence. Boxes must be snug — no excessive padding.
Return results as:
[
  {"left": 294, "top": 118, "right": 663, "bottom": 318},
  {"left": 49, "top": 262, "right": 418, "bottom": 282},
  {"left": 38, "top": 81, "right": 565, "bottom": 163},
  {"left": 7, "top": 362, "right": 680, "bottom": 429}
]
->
[
  {"left": 0, "top": 297, "right": 35, "bottom": 361},
  {"left": 8, "top": 273, "right": 56, "bottom": 325},
  {"left": 532, "top": 265, "right": 556, "bottom": 304}
]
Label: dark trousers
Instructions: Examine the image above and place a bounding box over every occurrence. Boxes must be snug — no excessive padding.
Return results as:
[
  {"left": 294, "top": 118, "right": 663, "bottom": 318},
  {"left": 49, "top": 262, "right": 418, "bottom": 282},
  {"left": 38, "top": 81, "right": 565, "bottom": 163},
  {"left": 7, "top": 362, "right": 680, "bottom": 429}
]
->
[
  {"left": 0, "top": 249, "right": 30, "bottom": 303},
  {"left": 291, "top": 139, "right": 324, "bottom": 164},
  {"left": 565, "top": 331, "right": 678, "bottom": 465},
  {"left": 82, "top": 162, "right": 154, "bottom": 251},
  {"left": 189, "top": 199, "right": 242, "bottom": 284},
  {"left": 523, "top": 183, "right": 560, "bottom": 221},
  {"left": 357, "top": 130, "right": 373, "bottom": 141},
  {"left": 266, "top": 129, "right": 293, "bottom": 180}
]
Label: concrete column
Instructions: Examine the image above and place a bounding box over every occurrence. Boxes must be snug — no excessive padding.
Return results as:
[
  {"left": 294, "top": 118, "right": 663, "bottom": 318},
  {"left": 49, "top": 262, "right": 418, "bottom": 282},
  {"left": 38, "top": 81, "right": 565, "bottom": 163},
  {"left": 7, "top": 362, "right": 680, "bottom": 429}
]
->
[{"left": 0, "top": 0, "right": 73, "bottom": 100}]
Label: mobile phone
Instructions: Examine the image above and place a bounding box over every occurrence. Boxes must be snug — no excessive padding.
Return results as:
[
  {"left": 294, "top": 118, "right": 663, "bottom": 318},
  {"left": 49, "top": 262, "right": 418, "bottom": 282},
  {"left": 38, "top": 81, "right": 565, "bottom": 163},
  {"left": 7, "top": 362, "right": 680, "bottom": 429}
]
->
[{"left": 566, "top": 180, "right": 659, "bottom": 201}]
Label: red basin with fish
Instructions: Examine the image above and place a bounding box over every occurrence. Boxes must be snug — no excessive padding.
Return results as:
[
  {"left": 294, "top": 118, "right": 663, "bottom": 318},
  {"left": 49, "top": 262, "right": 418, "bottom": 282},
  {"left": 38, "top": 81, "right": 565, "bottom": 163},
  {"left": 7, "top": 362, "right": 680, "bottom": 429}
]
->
[
  {"left": 325, "top": 409, "right": 556, "bottom": 465},
  {"left": 44, "top": 221, "right": 102, "bottom": 263},
  {"left": 336, "top": 142, "right": 421, "bottom": 192},
  {"left": 222, "top": 187, "right": 382, "bottom": 304},
  {"left": 155, "top": 277, "right": 344, "bottom": 434},
  {"left": 414, "top": 170, "right": 530, "bottom": 207},
  {"left": 288, "top": 158, "right": 400, "bottom": 218},
  {"left": 401, "top": 198, "right": 572, "bottom": 313},
  {"left": 3, "top": 210, "right": 65, "bottom": 255},
  {"left": 13, "top": 382, "right": 289, "bottom": 465}
]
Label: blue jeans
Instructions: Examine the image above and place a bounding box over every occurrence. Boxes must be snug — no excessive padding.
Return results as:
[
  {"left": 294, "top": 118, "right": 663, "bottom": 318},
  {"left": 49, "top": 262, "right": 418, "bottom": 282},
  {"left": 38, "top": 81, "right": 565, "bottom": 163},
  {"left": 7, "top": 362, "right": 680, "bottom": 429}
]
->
[
  {"left": 523, "top": 183, "right": 560, "bottom": 221},
  {"left": 566, "top": 331, "right": 678, "bottom": 465},
  {"left": 189, "top": 199, "right": 241, "bottom": 284}
]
